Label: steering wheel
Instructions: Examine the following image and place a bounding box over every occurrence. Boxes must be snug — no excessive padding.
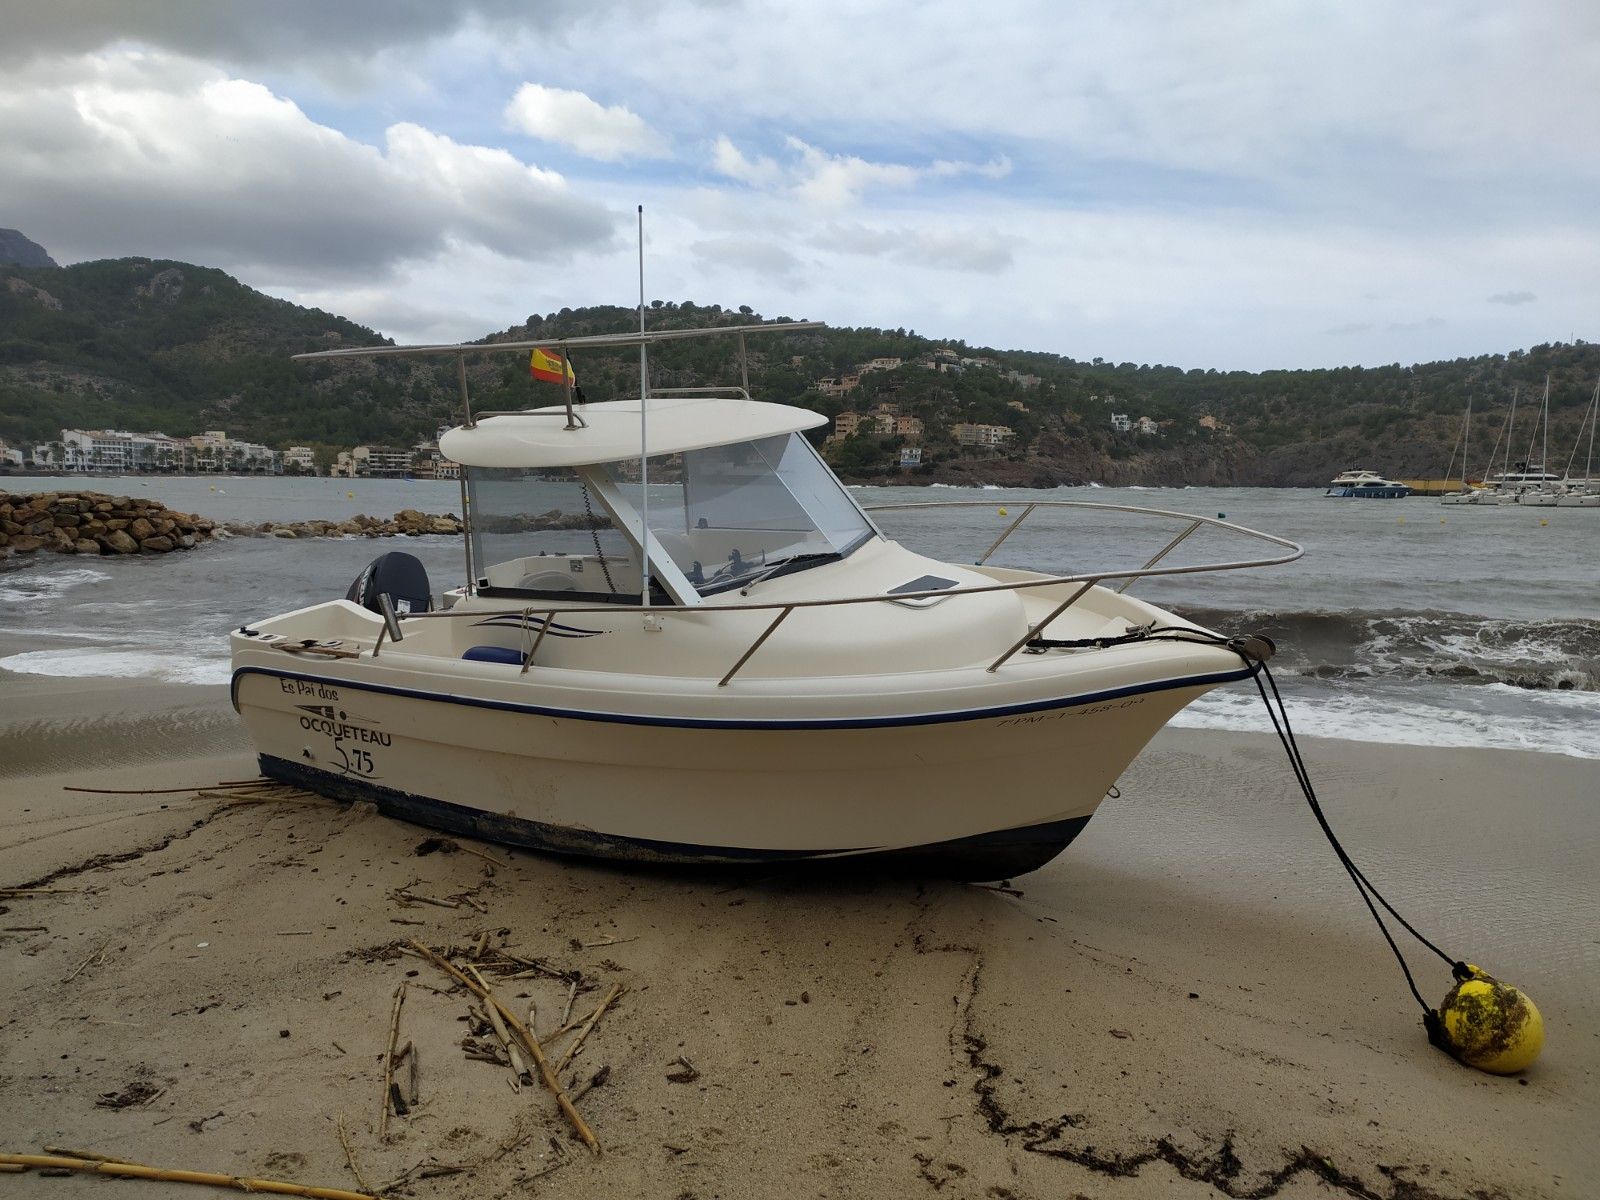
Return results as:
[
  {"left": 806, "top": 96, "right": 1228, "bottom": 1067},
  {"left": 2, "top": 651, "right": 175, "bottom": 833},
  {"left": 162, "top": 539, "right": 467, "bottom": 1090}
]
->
[{"left": 702, "top": 550, "right": 749, "bottom": 585}]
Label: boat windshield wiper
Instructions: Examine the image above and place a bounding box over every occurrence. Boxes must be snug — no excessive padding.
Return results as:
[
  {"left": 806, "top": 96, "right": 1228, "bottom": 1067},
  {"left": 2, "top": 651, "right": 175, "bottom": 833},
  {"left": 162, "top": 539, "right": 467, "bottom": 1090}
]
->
[{"left": 737, "top": 552, "right": 841, "bottom": 596}]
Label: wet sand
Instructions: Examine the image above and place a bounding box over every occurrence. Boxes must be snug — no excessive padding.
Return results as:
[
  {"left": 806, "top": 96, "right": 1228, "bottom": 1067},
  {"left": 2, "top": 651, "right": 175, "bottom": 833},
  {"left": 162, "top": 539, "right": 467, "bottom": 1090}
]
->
[{"left": 0, "top": 673, "right": 1595, "bottom": 1199}]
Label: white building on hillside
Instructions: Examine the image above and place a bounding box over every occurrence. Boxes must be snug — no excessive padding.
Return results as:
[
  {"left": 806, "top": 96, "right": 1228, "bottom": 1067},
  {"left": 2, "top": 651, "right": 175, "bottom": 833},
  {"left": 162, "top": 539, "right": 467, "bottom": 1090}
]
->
[{"left": 951, "top": 423, "right": 1016, "bottom": 449}]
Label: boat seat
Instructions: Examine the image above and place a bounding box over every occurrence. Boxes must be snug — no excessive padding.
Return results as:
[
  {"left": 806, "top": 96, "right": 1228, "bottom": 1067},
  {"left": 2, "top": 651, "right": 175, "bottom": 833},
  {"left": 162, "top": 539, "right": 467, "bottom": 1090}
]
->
[
  {"left": 462, "top": 645, "right": 528, "bottom": 666},
  {"left": 515, "top": 569, "right": 580, "bottom": 592}
]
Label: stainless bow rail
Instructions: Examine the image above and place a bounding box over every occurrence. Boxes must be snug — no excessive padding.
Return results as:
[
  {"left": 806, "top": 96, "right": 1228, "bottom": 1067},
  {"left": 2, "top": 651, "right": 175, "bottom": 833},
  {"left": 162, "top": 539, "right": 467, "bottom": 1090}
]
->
[{"left": 363, "top": 500, "right": 1301, "bottom": 684}]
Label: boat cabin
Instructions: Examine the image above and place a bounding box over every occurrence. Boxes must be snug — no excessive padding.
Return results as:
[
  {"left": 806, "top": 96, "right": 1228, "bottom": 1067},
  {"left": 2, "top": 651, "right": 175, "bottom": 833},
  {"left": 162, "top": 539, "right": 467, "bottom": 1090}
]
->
[{"left": 441, "top": 395, "right": 881, "bottom": 608}]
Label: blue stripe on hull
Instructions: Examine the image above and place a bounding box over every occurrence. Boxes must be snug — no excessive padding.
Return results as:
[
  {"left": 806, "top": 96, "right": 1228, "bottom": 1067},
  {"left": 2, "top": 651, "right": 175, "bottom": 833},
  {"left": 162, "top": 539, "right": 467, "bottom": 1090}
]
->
[
  {"left": 258, "top": 754, "right": 1093, "bottom": 878},
  {"left": 232, "top": 662, "right": 1256, "bottom": 731}
]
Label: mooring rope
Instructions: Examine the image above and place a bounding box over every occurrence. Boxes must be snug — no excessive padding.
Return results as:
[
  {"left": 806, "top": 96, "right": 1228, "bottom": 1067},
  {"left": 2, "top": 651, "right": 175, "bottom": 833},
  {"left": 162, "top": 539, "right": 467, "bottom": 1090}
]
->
[{"left": 1030, "top": 622, "right": 1467, "bottom": 1031}]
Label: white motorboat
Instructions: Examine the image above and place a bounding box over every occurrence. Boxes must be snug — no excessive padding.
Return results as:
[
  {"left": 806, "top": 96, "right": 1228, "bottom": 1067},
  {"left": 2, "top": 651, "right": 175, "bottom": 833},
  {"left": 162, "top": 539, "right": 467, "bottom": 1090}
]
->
[
  {"left": 230, "top": 321, "right": 1299, "bottom": 878},
  {"left": 1325, "top": 469, "right": 1411, "bottom": 498}
]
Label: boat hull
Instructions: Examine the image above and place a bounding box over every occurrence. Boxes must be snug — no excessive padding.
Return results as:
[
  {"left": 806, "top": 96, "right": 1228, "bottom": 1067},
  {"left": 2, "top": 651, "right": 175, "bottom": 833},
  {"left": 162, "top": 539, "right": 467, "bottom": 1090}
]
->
[
  {"left": 1325, "top": 485, "right": 1411, "bottom": 498},
  {"left": 233, "top": 662, "right": 1247, "bottom": 879}
]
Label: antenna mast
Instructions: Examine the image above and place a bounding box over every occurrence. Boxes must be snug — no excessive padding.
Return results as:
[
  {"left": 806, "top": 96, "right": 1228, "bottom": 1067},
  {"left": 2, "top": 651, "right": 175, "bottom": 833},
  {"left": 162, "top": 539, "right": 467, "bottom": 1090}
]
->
[{"left": 638, "top": 205, "right": 651, "bottom": 606}]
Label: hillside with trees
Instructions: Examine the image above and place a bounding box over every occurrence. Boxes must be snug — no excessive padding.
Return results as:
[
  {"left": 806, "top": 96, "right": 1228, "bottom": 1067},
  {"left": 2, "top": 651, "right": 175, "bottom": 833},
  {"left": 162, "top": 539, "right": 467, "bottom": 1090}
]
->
[{"left": 3, "top": 251, "right": 1597, "bottom": 486}]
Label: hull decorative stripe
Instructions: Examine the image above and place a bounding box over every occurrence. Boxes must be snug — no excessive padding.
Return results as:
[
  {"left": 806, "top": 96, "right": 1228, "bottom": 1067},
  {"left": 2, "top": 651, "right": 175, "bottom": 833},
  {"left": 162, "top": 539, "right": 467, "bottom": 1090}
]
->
[
  {"left": 231, "top": 663, "right": 1257, "bottom": 731},
  {"left": 471, "top": 615, "right": 601, "bottom": 638}
]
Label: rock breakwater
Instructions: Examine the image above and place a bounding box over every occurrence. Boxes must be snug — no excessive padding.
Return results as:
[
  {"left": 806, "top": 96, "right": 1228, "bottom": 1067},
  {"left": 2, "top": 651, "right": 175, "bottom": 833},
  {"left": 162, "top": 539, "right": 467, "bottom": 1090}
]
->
[
  {"left": 2, "top": 497, "right": 605, "bottom": 559},
  {"left": 0, "top": 491, "right": 214, "bottom": 557}
]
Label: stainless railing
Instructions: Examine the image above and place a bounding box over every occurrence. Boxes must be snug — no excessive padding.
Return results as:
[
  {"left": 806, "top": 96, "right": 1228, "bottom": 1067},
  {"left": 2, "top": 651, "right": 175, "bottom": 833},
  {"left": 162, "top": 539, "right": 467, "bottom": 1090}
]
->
[{"left": 363, "top": 500, "right": 1301, "bottom": 683}]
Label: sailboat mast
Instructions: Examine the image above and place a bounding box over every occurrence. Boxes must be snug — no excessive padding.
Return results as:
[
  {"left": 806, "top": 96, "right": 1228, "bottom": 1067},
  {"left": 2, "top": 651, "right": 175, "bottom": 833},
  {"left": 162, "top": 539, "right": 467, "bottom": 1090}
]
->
[
  {"left": 1462, "top": 395, "right": 1471, "bottom": 489},
  {"left": 1504, "top": 386, "right": 1519, "bottom": 479},
  {"left": 1542, "top": 375, "right": 1550, "bottom": 478},
  {"left": 1586, "top": 378, "right": 1599, "bottom": 487}
]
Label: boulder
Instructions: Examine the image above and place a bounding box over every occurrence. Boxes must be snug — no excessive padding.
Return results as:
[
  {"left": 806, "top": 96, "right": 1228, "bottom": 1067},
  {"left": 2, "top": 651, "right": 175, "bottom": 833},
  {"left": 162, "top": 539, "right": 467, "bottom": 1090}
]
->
[
  {"left": 24, "top": 516, "right": 55, "bottom": 537},
  {"left": 128, "top": 517, "right": 155, "bottom": 540},
  {"left": 139, "top": 535, "right": 175, "bottom": 553},
  {"left": 272, "top": 528, "right": 298, "bottom": 539},
  {"left": 104, "top": 518, "right": 130, "bottom": 532},
  {"left": 74, "top": 538, "right": 100, "bottom": 555},
  {"left": 54, "top": 513, "right": 81, "bottom": 527},
  {"left": 176, "top": 533, "right": 196, "bottom": 549},
  {"left": 8, "top": 534, "right": 46, "bottom": 553},
  {"left": 101, "top": 530, "right": 138, "bottom": 554}
]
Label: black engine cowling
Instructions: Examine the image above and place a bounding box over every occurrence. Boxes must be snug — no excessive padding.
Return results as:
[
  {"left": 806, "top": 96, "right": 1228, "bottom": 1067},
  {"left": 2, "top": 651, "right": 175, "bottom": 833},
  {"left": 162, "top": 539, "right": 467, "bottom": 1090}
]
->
[{"left": 346, "top": 551, "right": 433, "bottom": 616}]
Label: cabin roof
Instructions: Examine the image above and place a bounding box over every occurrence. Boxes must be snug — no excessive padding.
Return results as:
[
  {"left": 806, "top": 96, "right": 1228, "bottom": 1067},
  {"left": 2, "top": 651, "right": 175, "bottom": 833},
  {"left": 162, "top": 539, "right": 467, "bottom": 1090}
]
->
[{"left": 439, "top": 396, "right": 827, "bottom": 468}]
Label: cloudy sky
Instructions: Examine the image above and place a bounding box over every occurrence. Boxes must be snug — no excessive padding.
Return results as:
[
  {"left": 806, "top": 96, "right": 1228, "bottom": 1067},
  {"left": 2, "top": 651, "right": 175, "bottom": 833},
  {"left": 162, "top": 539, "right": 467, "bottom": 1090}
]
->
[{"left": 2, "top": 1, "right": 1595, "bottom": 369}]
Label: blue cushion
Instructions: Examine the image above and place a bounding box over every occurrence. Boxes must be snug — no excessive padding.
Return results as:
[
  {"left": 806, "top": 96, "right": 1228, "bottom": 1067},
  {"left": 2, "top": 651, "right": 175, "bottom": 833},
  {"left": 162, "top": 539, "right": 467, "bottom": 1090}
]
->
[{"left": 462, "top": 645, "right": 527, "bottom": 665}]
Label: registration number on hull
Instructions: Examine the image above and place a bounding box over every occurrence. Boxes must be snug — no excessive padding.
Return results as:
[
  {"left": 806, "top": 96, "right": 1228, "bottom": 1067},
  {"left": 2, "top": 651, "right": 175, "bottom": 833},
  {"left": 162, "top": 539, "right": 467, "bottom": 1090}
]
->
[{"left": 278, "top": 678, "right": 388, "bottom": 778}]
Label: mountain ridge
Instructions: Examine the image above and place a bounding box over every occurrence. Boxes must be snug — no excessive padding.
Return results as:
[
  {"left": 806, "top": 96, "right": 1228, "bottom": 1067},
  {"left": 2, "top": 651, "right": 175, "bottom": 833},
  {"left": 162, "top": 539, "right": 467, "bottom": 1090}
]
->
[{"left": 2, "top": 250, "right": 1596, "bottom": 486}]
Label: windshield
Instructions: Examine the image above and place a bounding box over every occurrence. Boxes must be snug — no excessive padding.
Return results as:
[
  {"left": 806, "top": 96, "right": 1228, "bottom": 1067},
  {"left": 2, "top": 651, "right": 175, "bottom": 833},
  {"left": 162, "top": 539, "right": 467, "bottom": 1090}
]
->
[
  {"left": 607, "top": 432, "right": 877, "bottom": 596},
  {"left": 466, "top": 467, "right": 646, "bottom": 600}
]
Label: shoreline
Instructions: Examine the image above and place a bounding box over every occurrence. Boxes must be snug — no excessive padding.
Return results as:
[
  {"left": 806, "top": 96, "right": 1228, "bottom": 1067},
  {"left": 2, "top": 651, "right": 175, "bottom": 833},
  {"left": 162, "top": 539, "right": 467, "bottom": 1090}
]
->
[{"left": 1, "top": 680, "right": 1594, "bottom": 1197}]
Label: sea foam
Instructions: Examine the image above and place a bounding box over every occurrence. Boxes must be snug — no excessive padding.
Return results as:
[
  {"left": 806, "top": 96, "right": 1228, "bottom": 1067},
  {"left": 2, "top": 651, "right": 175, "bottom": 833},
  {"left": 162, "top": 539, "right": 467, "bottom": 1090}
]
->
[{"left": 0, "top": 648, "right": 231, "bottom": 686}]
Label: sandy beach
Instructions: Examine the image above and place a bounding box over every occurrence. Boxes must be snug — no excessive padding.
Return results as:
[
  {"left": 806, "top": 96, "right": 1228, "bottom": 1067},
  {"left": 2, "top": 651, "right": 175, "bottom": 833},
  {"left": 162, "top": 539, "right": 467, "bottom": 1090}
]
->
[{"left": 1, "top": 671, "right": 1595, "bottom": 1199}]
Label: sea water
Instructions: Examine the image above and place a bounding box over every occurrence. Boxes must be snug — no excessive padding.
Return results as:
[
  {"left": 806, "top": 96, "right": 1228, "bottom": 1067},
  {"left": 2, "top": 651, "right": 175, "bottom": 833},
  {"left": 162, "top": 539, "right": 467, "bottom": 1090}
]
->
[{"left": 2, "top": 476, "right": 1595, "bottom": 760}]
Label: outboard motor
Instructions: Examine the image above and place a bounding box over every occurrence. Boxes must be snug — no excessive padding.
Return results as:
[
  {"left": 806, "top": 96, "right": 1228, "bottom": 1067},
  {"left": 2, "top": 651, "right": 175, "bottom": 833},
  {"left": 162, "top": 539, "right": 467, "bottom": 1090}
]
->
[{"left": 346, "top": 551, "right": 433, "bottom": 615}]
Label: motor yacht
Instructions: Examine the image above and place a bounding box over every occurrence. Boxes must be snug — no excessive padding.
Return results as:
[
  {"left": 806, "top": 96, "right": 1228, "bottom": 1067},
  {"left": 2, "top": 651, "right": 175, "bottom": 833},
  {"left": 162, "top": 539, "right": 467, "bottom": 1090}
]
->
[
  {"left": 230, "top": 321, "right": 1299, "bottom": 878},
  {"left": 1325, "top": 469, "right": 1411, "bottom": 498}
]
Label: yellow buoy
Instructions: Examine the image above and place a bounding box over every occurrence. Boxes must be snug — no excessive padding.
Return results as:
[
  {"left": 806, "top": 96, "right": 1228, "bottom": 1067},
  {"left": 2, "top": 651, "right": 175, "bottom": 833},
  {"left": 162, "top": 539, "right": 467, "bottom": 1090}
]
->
[
  {"left": 1540, "top": 519, "right": 1548, "bottom": 527},
  {"left": 1436, "top": 965, "right": 1544, "bottom": 1074},
  {"left": 1397, "top": 516, "right": 1405, "bottom": 524},
  {"left": 347, "top": 490, "right": 355, "bottom": 500},
  {"left": 998, "top": 507, "right": 1008, "bottom": 517}
]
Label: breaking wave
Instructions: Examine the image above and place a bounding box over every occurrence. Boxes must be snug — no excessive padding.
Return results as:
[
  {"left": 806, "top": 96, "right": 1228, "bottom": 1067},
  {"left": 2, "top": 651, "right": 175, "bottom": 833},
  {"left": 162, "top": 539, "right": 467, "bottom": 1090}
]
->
[
  {"left": 0, "top": 565, "right": 112, "bottom": 605},
  {"left": 1176, "top": 606, "right": 1600, "bottom": 693}
]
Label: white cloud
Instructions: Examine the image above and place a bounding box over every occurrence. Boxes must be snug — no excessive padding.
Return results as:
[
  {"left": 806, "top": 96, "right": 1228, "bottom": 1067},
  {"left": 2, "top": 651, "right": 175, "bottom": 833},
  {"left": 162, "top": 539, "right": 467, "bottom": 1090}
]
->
[
  {"left": 710, "top": 136, "right": 781, "bottom": 187},
  {"left": 709, "top": 135, "right": 1011, "bottom": 212},
  {"left": 0, "top": 51, "right": 616, "bottom": 279},
  {"left": 0, "top": 2, "right": 577, "bottom": 68},
  {"left": 504, "top": 83, "right": 667, "bottom": 161}
]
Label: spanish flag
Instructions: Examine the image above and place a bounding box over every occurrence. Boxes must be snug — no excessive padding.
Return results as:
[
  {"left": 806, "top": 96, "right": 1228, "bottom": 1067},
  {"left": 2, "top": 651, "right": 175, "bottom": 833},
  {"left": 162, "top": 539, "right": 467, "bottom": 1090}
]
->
[{"left": 529, "top": 347, "right": 575, "bottom": 386}]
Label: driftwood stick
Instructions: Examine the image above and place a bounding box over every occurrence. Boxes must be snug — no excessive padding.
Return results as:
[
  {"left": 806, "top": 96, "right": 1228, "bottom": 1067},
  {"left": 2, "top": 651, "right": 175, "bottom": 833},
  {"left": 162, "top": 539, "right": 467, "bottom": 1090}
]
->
[
  {"left": 379, "top": 982, "right": 407, "bottom": 1138},
  {"left": 453, "top": 844, "right": 508, "bottom": 870},
  {"left": 0, "top": 888, "right": 83, "bottom": 897},
  {"left": 42, "top": 1146, "right": 136, "bottom": 1164},
  {"left": 465, "top": 965, "right": 528, "bottom": 1088},
  {"left": 553, "top": 984, "right": 625, "bottom": 1076},
  {"left": 569, "top": 1064, "right": 611, "bottom": 1105},
  {"left": 60, "top": 782, "right": 260, "bottom": 795},
  {"left": 0, "top": 1153, "right": 376, "bottom": 1199},
  {"left": 63, "top": 940, "right": 111, "bottom": 982},
  {"left": 335, "top": 1116, "right": 370, "bottom": 1194},
  {"left": 406, "top": 940, "right": 599, "bottom": 1154},
  {"left": 560, "top": 979, "right": 578, "bottom": 1028}
]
